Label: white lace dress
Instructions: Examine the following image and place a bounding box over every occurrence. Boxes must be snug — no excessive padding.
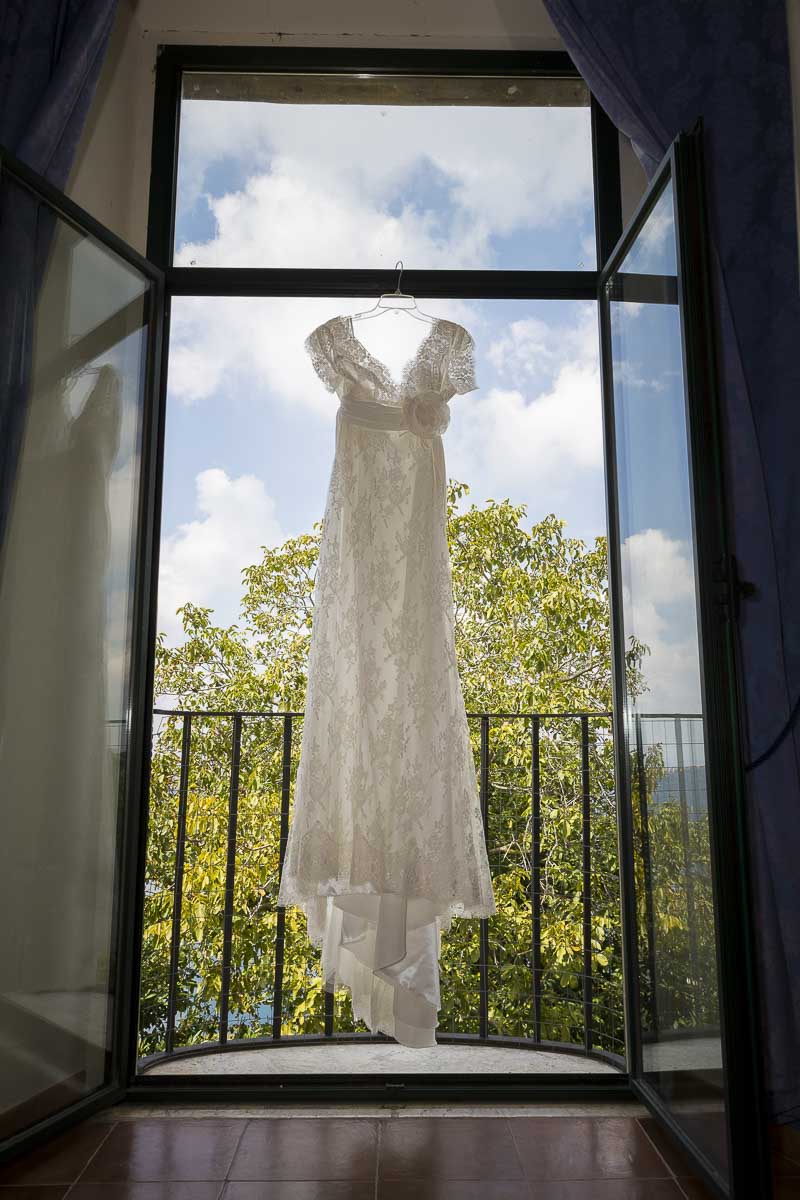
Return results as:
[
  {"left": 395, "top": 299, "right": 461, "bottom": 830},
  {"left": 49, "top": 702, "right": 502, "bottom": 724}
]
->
[{"left": 277, "top": 314, "right": 495, "bottom": 1047}]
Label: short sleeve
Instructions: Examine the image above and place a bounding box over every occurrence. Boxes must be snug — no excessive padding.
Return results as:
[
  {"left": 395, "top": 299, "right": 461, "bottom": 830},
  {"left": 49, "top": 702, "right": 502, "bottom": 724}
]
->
[
  {"left": 447, "top": 325, "right": 478, "bottom": 395},
  {"left": 305, "top": 322, "right": 340, "bottom": 393}
]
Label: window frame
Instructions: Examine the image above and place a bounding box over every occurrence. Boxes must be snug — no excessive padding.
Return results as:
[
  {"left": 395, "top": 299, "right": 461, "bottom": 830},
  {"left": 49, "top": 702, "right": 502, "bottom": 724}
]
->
[
  {"left": 133, "top": 43, "right": 627, "bottom": 1098},
  {"left": 147, "top": 45, "right": 622, "bottom": 286}
]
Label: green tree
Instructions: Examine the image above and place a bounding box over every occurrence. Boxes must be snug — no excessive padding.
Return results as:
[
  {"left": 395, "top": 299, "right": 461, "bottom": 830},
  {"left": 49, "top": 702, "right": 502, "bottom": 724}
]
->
[{"left": 139, "top": 482, "right": 713, "bottom": 1061}]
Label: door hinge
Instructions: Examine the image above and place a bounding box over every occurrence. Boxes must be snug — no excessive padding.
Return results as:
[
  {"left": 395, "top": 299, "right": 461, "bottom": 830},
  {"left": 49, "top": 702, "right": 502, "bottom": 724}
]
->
[{"left": 713, "top": 555, "right": 757, "bottom": 621}]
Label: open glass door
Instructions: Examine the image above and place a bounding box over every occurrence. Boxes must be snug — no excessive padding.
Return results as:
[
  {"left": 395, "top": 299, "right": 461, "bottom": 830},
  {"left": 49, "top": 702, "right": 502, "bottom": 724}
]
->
[
  {"left": 0, "top": 147, "right": 163, "bottom": 1154},
  {"left": 599, "top": 128, "right": 769, "bottom": 1198}
]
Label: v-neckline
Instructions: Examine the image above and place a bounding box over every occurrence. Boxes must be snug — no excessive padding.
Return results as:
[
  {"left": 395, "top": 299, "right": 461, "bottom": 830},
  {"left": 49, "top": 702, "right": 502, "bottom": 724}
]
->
[{"left": 344, "top": 314, "right": 441, "bottom": 393}]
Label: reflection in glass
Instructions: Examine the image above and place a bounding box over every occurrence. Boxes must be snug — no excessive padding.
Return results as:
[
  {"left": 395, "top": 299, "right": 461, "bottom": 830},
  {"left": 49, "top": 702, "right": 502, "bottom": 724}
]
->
[
  {"left": 0, "top": 173, "right": 150, "bottom": 1136},
  {"left": 608, "top": 178, "right": 728, "bottom": 1180}
]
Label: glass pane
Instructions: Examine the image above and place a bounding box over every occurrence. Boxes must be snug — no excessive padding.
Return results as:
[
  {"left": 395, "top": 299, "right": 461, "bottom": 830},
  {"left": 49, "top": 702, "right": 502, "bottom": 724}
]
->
[
  {"left": 174, "top": 72, "right": 595, "bottom": 270},
  {"left": 143, "top": 295, "right": 622, "bottom": 1074},
  {"left": 608, "top": 178, "right": 728, "bottom": 1180},
  {"left": 0, "top": 171, "right": 152, "bottom": 1136}
]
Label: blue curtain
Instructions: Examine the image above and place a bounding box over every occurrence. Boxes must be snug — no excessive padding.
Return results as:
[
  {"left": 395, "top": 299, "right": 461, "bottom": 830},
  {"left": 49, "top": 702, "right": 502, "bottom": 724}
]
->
[
  {"left": 541, "top": 0, "right": 800, "bottom": 1124},
  {"left": 0, "top": 0, "right": 119, "bottom": 545}
]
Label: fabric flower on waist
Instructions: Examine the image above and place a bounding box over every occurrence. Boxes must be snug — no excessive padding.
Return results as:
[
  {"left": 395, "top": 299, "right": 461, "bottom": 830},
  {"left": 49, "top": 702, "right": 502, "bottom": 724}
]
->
[
  {"left": 402, "top": 388, "right": 451, "bottom": 440},
  {"left": 401, "top": 388, "right": 449, "bottom": 495}
]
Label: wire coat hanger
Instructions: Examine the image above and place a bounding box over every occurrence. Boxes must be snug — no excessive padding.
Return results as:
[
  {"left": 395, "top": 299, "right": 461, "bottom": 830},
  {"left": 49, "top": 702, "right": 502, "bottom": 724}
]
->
[{"left": 351, "top": 261, "right": 436, "bottom": 324}]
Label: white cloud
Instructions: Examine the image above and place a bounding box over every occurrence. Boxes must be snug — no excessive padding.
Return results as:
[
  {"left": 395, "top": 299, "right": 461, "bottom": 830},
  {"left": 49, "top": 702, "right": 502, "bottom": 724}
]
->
[
  {"left": 579, "top": 232, "right": 596, "bottom": 266},
  {"left": 168, "top": 343, "right": 224, "bottom": 406},
  {"left": 611, "top": 358, "right": 668, "bottom": 392},
  {"left": 487, "top": 311, "right": 597, "bottom": 388},
  {"left": 637, "top": 198, "right": 675, "bottom": 259},
  {"left": 447, "top": 306, "right": 605, "bottom": 534},
  {"left": 622, "top": 186, "right": 676, "bottom": 274},
  {"left": 157, "top": 468, "right": 283, "bottom": 643},
  {"left": 175, "top": 100, "right": 594, "bottom": 269},
  {"left": 620, "top": 526, "right": 701, "bottom": 714},
  {"left": 159, "top": 100, "right": 607, "bottom": 630},
  {"left": 167, "top": 293, "right": 477, "bottom": 420},
  {"left": 449, "top": 369, "right": 601, "bottom": 488},
  {"left": 167, "top": 295, "right": 349, "bottom": 418},
  {"left": 165, "top": 298, "right": 608, "bottom": 556},
  {"left": 178, "top": 164, "right": 484, "bottom": 271}
]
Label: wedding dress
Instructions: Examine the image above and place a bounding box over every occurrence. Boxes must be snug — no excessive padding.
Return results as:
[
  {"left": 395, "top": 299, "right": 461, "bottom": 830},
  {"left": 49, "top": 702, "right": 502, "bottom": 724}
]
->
[{"left": 277, "top": 313, "right": 495, "bottom": 1047}]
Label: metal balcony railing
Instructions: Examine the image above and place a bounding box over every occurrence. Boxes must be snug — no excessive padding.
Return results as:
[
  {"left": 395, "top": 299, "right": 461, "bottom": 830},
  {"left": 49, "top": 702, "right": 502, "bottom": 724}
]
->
[
  {"left": 630, "top": 713, "right": 717, "bottom": 1041},
  {"left": 140, "top": 708, "right": 627, "bottom": 1072}
]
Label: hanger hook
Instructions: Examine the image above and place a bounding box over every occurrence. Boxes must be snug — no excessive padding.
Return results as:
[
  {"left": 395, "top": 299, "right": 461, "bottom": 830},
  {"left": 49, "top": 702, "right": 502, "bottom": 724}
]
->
[{"left": 394, "top": 260, "right": 404, "bottom": 294}]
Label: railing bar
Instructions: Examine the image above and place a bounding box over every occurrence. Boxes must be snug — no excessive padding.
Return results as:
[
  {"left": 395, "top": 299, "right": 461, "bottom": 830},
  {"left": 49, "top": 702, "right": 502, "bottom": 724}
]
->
[
  {"left": 153, "top": 708, "right": 613, "bottom": 720},
  {"left": 153, "top": 708, "right": 306, "bottom": 718},
  {"left": 581, "top": 714, "right": 592, "bottom": 1054},
  {"left": 531, "top": 715, "right": 542, "bottom": 1045},
  {"left": 468, "top": 711, "right": 611, "bottom": 719},
  {"left": 152, "top": 707, "right": 628, "bottom": 1059},
  {"left": 272, "top": 715, "right": 292, "bottom": 1040},
  {"left": 635, "top": 714, "right": 660, "bottom": 1033},
  {"left": 675, "top": 716, "right": 700, "bottom": 1015},
  {"left": 479, "top": 714, "right": 491, "bottom": 1041},
  {"left": 622, "top": 711, "right": 704, "bottom": 720},
  {"left": 218, "top": 713, "right": 242, "bottom": 1045},
  {"left": 165, "top": 712, "right": 192, "bottom": 1055}
]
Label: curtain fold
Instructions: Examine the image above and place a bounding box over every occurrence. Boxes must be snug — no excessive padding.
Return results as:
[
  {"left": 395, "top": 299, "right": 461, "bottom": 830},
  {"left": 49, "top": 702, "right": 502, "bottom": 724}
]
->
[
  {"left": 541, "top": 0, "right": 800, "bottom": 1123},
  {"left": 0, "top": 0, "right": 119, "bottom": 546}
]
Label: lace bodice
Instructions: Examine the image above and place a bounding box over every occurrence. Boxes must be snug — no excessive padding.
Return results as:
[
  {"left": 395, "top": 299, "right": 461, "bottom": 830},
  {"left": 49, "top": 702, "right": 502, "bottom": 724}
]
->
[{"left": 305, "top": 314, "right": 478, "bottom": 406}]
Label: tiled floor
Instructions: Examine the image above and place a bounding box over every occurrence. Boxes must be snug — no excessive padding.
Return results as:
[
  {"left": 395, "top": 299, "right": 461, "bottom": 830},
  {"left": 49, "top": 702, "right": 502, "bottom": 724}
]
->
[{"left": 0, "top": 1109, "right": 797, "bottom": 1198}]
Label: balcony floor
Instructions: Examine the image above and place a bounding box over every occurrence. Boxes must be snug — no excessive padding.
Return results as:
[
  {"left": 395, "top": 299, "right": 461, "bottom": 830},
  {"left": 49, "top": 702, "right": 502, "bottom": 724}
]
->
[{"left": 146, "top": 1041, "right": 621, "bottom": 1075}]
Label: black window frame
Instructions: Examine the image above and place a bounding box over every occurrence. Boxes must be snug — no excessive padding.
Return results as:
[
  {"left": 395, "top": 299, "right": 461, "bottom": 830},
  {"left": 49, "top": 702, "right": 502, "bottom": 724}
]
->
[
  {"left": 147, "top": 46, "right": 623, "bottom": 284},
  {"left": 133, "top": 43, "right": 628, "bottom": 1102}
]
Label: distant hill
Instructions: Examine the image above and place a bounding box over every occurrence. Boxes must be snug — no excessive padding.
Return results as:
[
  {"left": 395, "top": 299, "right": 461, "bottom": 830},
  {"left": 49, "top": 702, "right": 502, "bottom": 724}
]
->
[{"left": 651, "top": 765, "right": 708, "bottom": 815}]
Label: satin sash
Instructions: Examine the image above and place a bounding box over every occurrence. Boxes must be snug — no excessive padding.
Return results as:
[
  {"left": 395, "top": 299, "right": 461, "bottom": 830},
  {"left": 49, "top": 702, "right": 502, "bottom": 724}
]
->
[{"left": 338, "top": 397, "right": 445, "bottom": 493}]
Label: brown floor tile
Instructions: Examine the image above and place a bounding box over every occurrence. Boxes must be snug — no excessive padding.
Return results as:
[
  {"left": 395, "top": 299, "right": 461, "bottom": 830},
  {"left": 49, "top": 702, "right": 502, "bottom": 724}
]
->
[
  {"left": 637, "top": 1116, "right": 700, "bottom": 1179},
  {"left": 653, "top": 1112, "right": 728, "bottom": 1177},
  {"left": 678, "top": 1168, "right": 798, "bottom": 1199},
  {"left": 378, "top": 1118, "right": 523, "bottom": 1180},
  {"left": 676, "top": 1182, "right": 715, "bottom": 1200},
  {"left": 0, "top": 1121, "right": 112, "bottom": 1185},
  {"left": 508, "top": 1117, "right": 667, "bottom": 1181},
  {"left": 645, "top": 1113, "right": 797, "bottom": 1191},
  {"left": 0, "top": 1190, "right": 69, "bottom": 1198},
  {"left": 772, "top": 1124, "right": 800, "bottom": 1167},
  {"left": 676, "top": 1180, "right": 714, "bottom": 1200},
  {"left": 379, "top": 1184, "right": 533, "bottom": 1200},
  {"left": 223, "top": 1185, "right": 373, "bottom": 1199},
  {"left": 69, "top": 1187, "right": 223, "bottom": 1199},
  {"left": 527, "top": 1183, "right": 684, "bottom": 1199},
  {"left": 80, "top": 1119, "right": 246, "bottom": 1182},
  {"left": 775, "top": 1152, "right": 800, "bottom": 1177},
  {"left": 228, "top": 1119, "right": 377, "bottom": 1182}
]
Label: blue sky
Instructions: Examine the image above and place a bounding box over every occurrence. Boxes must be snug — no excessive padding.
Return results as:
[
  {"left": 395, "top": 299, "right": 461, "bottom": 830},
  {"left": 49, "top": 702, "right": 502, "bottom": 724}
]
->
[
  {"left": 154, "top": 97, "right": 700, "bottom": 712},
  {"left": 610, "top": 181, "right": 702, "bottom": 715}
]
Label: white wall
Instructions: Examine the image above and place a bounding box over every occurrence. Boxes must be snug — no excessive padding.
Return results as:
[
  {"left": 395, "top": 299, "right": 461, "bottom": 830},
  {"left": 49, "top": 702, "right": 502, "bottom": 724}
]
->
[{"left": 66, "top": 0, "right": 563, "bottom": 253}]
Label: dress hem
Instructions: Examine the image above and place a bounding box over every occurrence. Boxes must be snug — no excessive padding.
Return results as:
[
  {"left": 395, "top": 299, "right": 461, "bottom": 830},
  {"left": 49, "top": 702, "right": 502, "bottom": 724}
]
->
[{"left": 281, "top": 889, "right": 494, "bottom": 1048}]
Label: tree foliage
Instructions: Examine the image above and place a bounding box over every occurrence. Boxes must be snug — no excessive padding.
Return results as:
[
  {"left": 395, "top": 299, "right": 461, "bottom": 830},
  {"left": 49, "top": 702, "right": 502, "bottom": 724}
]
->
[{"left": 139, "top": 482, "right": 716, "bottom": 1061}]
